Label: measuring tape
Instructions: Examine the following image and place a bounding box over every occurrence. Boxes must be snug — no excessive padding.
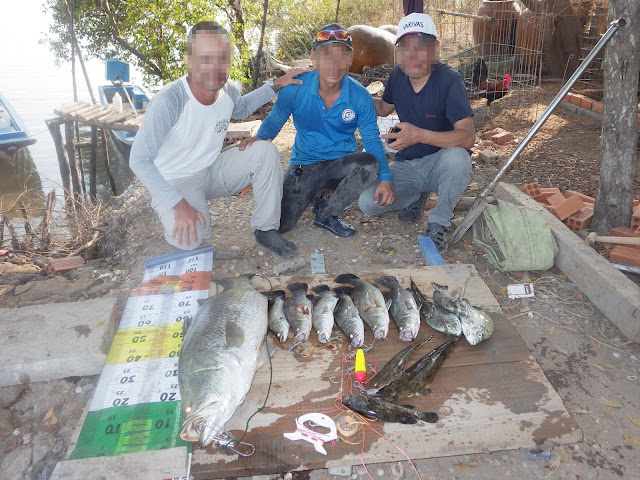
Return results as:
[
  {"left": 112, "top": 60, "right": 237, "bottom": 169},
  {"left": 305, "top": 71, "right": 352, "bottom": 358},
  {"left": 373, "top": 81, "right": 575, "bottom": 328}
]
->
[{"left": 69, "top": 246, "right": 214, "bottom": 477}]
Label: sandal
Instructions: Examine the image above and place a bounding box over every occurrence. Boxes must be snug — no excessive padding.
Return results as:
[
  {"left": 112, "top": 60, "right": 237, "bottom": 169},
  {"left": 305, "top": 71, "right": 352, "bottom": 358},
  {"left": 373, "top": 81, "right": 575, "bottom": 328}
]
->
[
  {"left": 398, "top": 191, "right": 430, "bottom": 222},
  {"left": 425, "top": 222, "right": 448, "bottom": 252}
]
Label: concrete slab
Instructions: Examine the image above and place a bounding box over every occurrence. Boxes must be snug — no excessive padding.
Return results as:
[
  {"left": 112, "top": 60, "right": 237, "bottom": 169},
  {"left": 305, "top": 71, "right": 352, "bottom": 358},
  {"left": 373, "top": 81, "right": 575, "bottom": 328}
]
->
[
  {"left": 494, "top": 182, "right": 640, "bottom": 342},
  {"left": 51, "top": 446, "right": 188, "bottom": 480},
  {"left": 0, "top": 297, "right": 119, "bottom": 386}
]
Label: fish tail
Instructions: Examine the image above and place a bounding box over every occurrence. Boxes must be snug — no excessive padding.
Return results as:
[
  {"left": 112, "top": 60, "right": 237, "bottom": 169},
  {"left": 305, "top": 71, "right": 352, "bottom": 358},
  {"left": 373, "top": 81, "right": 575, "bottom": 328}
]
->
[
  {"left": 287, "top": 282, "right": 308, "bottom": 293},
  {"left": 431, "top": 282, "right": 448, "bottom": 292},
  {"left": 375, "top": 276, "right": 399, "bottom": 288},
  {"left": 416, "top": 411, "right": 439, "bottom": 423},
  {"left": 334, "top": 273, "right": 359, "bottom": 284},
  {"left": 311, "top": 284, "right": 331, "bottom": 294}
]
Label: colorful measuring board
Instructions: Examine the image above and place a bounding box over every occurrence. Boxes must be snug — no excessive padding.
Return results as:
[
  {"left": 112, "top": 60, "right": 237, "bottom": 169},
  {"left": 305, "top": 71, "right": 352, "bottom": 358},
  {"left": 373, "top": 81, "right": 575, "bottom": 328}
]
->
[{"left": 69, "top": 246, "right": 214, "bottom": 477}]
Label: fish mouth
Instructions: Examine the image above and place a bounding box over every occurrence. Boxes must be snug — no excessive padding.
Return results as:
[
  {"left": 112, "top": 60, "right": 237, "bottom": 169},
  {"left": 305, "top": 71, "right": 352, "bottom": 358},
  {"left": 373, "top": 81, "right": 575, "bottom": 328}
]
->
[{"left": 180, "top": 402, "right": 228, "bottom": 447}]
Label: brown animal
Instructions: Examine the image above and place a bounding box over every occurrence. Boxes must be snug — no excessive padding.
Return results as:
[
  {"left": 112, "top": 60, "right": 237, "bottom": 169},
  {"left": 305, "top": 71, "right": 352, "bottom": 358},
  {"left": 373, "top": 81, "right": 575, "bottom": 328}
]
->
[
  {"left": 347, "top": 25, "right": 396, "bottom": 74},
  {"left": 378, "top": 24, "right": 398, "bottom": 35}
]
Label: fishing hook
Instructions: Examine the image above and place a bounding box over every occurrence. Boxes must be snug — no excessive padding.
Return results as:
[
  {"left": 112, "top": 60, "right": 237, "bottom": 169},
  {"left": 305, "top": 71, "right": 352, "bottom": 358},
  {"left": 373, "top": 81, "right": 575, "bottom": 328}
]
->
[{"left": 215, "top": 430, "right": 256, "bottom": 457}]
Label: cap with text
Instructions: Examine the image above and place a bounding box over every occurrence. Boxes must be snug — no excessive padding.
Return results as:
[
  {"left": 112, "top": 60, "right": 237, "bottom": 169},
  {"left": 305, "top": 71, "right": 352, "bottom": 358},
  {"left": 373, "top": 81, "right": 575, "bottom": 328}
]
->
[{"left": 395, "top": 13, "right": 438, "bottom": 43}]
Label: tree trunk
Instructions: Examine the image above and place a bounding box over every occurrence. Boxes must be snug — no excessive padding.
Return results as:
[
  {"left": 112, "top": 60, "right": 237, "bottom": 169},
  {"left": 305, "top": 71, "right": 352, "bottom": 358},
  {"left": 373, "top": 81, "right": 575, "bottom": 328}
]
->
[
  {"left": 226, "top": 0, "right": 248, "bottom": 51},
  {"left": 592, "top": 0, "right": 640, "bottom": 234},
  {"left": 251, "top": 0, "right": 269, "bottom": 89}
]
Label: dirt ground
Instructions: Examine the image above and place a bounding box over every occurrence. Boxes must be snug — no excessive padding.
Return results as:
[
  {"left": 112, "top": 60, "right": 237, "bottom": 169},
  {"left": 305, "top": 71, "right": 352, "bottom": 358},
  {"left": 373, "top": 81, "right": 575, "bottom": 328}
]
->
[{"left": 1, "top": 83, "right": 639, "bottom": 480}]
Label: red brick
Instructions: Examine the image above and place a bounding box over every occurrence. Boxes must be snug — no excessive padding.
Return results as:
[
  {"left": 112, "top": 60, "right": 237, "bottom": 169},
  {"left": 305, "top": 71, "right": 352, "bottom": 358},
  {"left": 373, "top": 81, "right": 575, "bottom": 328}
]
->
[
  {"left": 532, "top": 187, "right": 562, "bottom": 204},
  {"left": 566, "top": 206, "right": 593, "bottom": 231},
  {"left": 548, "top": 195, "right": 585, "bottom": 221},
  {"left": 609, "top": 227, "right": 640, "bottom": 251},
  {"left": 546, "top": 193, "right": 566, "bottom": 206},
  {"left": 579, "top": 97, "right": 593, "bottom": 110},
  {"left": 492, "top": 132, "right": 514, "bottom": 145},
  {"left": 563, "top": 190, "right": 595, "bottom": 204},
  {"left": 569, "top": 93, "right": 584, "bottom": 105},
  {"left": 633, "top": 199, "right": 639, "bottom": 208},
  {"left": 610, "top": 227, "right": 640, "bottom": 238},
  {"left": 519, "top": 182, "right": 541, "bottom": 197},
  {"left": 562, "top": 93, "right": 571, "bottom": 103},
  {"left": 45, "top": 256, "right": 85, "bottom": 275},
  {"left": 591, "top": 101, "right": 604, "bottom": 114},
  {"left": 610, "top": 245, "right": 640, "bottom": 267},
  {"left": 482, "top": 127, "right": 507, "bottom": 140}
]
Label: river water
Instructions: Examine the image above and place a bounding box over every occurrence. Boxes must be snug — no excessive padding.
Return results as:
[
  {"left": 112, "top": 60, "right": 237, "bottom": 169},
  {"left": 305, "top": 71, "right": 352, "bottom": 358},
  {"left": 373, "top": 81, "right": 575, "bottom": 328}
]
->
[{"left": 0, "top": 3, "right": 143, "bottom": 220}]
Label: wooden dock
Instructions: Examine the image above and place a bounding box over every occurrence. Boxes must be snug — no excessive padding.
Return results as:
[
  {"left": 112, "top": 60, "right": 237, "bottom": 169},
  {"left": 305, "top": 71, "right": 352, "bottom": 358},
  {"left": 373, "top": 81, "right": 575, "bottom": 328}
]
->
[{"left": 53, "top": 101, "right": 144, "bottom": 134}]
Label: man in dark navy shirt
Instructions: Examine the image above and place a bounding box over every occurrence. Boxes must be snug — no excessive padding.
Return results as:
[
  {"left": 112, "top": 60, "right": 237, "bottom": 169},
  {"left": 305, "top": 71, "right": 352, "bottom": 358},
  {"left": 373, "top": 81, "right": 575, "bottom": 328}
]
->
[{"left": 358, "top": 13, "right": 475, "bottom": 251}]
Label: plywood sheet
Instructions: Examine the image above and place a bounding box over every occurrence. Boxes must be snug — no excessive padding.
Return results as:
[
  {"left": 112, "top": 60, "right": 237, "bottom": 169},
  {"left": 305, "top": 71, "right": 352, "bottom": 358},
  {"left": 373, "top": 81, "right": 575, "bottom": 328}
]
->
[{"left": 190, "top": 265, "right": 581, "bottom": 478}]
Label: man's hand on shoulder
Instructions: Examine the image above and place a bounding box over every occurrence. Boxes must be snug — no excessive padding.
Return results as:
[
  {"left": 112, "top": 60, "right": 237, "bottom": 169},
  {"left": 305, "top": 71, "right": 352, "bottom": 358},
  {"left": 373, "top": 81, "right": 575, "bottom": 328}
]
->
[
  {"left": 272, "top": 67, "right": 312, "bottom": 90},
  {"left": 238, "top": 136, "right": 271, "bottom": 151},
  {"left": 172, "top": 199, "right": 205, "bottom": 247},
  {"left": 380, "top": 122, "right": 424, "bottom": 151},
  {"left": 374, "top": 180, "right": 396, "bottom": 207}
]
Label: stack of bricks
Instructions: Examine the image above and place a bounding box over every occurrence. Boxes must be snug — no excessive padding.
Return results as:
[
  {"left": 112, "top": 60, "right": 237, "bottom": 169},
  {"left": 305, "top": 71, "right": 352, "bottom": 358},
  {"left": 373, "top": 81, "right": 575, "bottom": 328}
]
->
[
  {"left": 563, "top": 92, "right": 640, "bottom": 126},
  {"left": 520, "top": 182, "right": 640, "bottom": 266}
]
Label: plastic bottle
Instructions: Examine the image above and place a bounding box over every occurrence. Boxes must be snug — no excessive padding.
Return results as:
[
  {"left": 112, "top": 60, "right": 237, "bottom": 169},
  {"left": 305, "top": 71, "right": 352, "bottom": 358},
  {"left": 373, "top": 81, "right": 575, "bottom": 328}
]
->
[
  {"left": 112, "top": 93, "right": 123, "bottom": 113},
  {"left": 0, "top": 107, "right": 11, "bottom": 129}
]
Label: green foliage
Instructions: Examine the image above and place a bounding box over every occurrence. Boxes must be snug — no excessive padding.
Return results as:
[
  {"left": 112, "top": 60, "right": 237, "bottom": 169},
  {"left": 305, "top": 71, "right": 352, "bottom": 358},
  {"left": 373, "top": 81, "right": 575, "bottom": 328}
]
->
[{"left": 43, "top": 0, "right": 403, "bottom": 86}]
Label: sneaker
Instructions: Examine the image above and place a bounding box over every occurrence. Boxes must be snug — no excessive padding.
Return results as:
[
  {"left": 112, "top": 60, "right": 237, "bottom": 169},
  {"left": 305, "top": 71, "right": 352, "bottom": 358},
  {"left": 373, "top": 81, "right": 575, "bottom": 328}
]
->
[
  {"left": 425, "top": 222, "right": 448, "bottom": 252},
  {"left": 398, "top": 192, "right": 430, "bottom": 222},
  {"left": 313, "top": 214, "right": 356, "bottom": 237}
]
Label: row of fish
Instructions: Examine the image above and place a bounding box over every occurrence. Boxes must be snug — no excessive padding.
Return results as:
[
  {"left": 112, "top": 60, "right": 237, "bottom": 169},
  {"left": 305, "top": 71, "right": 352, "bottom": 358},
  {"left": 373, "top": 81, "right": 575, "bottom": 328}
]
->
[
  {"left": 264, "top": 273, "right": 421, "bottom": 347},
  {"left": 265, "top": 274, "right": 493, "bottom": 347}
]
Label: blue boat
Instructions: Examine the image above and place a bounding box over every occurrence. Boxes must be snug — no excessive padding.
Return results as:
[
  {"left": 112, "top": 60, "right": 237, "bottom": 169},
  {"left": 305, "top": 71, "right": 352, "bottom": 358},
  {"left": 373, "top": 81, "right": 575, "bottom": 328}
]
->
[
  {"left": 0, "top": 92, "right": 36, "bottom": 153},
  {"left": 98, "top": 59, "right": 150, "bottom": 148}
]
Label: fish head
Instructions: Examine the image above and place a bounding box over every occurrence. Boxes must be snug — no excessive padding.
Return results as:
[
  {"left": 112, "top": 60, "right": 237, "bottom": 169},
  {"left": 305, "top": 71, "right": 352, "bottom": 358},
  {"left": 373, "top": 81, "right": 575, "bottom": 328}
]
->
[
  {"left": 180, "top": 391, "right": 234, "bottom": 447},
  {"left": 398, "top": 327, "right": 415, "bottom": 342},
  {"left": 179, "top": 358, "right": 240, "bottom": 447},
  {"left": 342, "top": 394, "right": 368, "bottom": 411},
  {"left": 461, "top": 319, "right": 494, "bottom": 345},
  {"left": 348, "top": 325, "right": 364, "bottom": 347}
]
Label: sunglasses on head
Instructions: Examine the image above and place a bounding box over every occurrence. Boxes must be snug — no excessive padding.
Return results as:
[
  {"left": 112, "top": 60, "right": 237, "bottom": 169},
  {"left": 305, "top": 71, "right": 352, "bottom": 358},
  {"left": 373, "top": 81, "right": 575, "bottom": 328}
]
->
[{"left": 316, "top": 29, "right": 351, "bottom": 41}]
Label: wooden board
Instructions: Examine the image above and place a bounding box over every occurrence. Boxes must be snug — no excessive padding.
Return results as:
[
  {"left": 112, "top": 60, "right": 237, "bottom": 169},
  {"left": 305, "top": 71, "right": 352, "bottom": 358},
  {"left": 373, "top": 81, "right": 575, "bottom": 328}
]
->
[{"left": 190, "top": 265, "right": 581, "bottom": 478}]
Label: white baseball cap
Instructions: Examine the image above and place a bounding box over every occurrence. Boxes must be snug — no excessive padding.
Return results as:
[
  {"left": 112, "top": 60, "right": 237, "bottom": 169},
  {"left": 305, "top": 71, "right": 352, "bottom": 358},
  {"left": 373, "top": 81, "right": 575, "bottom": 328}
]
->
[{"left": 395, "top": 13, "right": 438, "bottom": 43}]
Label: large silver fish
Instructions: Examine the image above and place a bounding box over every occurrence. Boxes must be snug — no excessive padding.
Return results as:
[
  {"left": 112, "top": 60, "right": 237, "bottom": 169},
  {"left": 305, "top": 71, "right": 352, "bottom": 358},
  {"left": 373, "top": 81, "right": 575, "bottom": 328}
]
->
[
  {"left": 284, "top": 283, "right": 313, "bottom": 342},
  {"left": 335, "top": 273, "right": 390, "bottom": 339},
  {"left": 377, "top": 336, "right": 460, "bottom": 400},
  {"left": 263, "top": 290, "right": 289, "bottom": 343},
  {"left": 311, "top": 285, "right": 338, "bottom": 343},
  {"left": 376, "top": 276, "right": 420, "bottom": 341},
  {"left": 333, "top": 286, "right": 365, "bottom": 347},
  {"left": 365, "top": 337, "right": 431, "bottom": 396},
  {"left": 411, "top": 279, "right": 461, "bottom": 336},
  {"left": 179, "top": 275, "right": 269, "bottom": 447}
]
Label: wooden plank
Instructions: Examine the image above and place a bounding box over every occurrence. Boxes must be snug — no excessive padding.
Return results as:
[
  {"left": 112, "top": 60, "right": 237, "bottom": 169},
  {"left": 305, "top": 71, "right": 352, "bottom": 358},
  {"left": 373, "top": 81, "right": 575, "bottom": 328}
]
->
[
  {"left": 94, "top": 111, "right": 134, "bottom": 126},
  {"left": 494, "top": 182, "right": 640, "bottom": 342},
  {"left": 190, "top": 265, "right": 580, "bottom": 478},
  {"left": 83, "top": 106, "right": 112, "bottom": 121},
  {"left": 71, "top": 104, "right": 105, "bottom": 120},
  {"left": 54, "top": 101, "right": 88, "bottom": 115}
]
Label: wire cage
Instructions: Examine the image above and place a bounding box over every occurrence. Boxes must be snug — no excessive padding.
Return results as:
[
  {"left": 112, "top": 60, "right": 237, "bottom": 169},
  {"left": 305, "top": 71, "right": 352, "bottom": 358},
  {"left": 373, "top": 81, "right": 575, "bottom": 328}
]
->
[
  {"left": 573, "top": 0, "right": 610, "bottom": 101},
  {"left": 428, "top": 0, "right": 546, "bottom": 125}
]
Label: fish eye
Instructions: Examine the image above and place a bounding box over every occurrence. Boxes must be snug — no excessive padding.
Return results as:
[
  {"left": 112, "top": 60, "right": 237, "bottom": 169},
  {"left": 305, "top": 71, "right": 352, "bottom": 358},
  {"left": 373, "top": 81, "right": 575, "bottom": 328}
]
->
[{"left": 185, "top": 406, "right": 192, "bottom": 413}]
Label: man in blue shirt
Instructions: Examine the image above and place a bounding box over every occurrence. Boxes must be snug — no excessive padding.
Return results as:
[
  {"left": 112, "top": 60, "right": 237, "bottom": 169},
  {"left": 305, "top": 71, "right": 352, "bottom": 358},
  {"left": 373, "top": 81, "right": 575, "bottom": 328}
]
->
[
  {"left": 358, "top": 13, "right": 475, "bottom": 251},
  {"left": 240, "top": 24, "right": 395, "bottom": 237}
]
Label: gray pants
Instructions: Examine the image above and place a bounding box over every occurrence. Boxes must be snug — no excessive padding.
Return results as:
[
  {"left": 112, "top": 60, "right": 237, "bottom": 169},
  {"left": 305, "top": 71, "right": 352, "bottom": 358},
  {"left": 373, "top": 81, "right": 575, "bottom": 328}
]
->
[
  {"left": 151, "top": 141, "right": 283, "bottom": 250},
  {"left": 358, "top": 147, "right": 471, "bottom": 227},
  {"left": 279, "top": 152, "right": 377, "bottom": 233}
]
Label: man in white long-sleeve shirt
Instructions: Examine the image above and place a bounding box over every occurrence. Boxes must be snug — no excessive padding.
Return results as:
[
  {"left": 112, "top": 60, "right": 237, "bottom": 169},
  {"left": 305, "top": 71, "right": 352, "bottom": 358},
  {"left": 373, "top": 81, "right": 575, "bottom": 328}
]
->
[{"left": 130, "top": 21, "right": 306, "bottom": 257}]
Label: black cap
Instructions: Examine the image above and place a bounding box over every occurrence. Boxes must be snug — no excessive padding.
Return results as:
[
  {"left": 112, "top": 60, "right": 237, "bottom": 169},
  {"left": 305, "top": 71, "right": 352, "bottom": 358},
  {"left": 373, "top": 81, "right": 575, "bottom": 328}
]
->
[{"left": 312, "top": 23, "right": 353, "bottom": 51}]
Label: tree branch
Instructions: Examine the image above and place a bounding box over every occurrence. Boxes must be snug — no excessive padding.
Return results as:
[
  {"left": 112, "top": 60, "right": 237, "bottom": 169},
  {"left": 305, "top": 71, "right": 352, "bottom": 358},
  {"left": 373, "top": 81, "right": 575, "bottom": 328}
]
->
[{"left": 100, "top": 0, "right": 163, "bottom": 78}]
